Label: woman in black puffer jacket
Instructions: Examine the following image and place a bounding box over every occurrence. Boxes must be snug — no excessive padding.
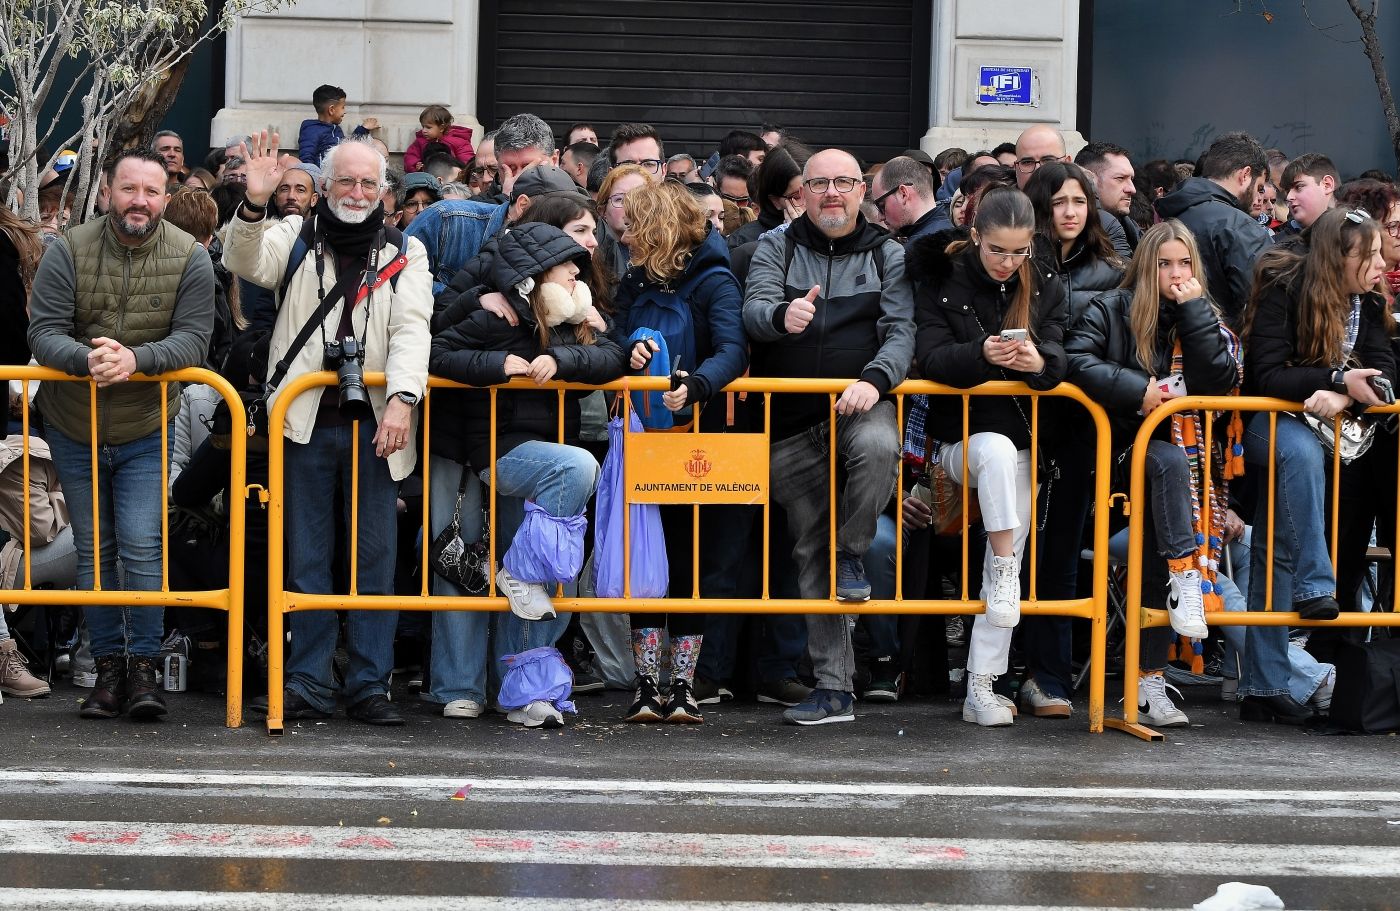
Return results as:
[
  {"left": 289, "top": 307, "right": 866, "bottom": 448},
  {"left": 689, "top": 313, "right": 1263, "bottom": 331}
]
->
[
  {"left": 1067, "top": 220, "right": 1241, "bottom": 727},
  {"left": 909, "top": 186, "right": 1068, "bottom": 729},
  {"left": 1016, "top": 161, "right": 1127, "bottom": 717}
]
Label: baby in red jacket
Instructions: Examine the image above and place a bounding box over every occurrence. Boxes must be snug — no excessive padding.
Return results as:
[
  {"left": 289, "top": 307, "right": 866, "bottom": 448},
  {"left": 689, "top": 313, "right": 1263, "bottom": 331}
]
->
[{"left": 404, "top": 104, "right": 474, "bottom": 173}]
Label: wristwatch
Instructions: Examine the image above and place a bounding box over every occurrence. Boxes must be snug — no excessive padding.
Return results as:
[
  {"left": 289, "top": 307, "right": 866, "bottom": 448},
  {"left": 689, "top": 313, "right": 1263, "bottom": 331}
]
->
[
  {"left": 392, "top": 391, "right": 419, "bottom": 407},
  {"left": 1330, "top": 368, "right": 1348, "bottom": 396}
]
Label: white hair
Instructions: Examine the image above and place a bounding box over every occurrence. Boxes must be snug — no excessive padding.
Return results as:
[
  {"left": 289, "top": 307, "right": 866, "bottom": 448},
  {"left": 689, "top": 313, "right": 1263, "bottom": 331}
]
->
[{"left": 319, "top": 137, "right": 388, "bottom": 194}]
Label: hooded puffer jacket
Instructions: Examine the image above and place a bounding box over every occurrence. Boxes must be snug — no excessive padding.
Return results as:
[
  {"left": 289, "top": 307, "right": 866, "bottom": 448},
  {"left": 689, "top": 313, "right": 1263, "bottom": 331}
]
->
[
  {"left": 429, "top": 223, "right": 626, "bottom": 469},
  {"left": 1035, "top": 234, "right": 1125, "bottom": 325},
  {"left": 1155, "top": 178, "right": 1271, "bottom": 326},
  {"left": 906, "top": 228, "right": 1068, "bottom": 449}
]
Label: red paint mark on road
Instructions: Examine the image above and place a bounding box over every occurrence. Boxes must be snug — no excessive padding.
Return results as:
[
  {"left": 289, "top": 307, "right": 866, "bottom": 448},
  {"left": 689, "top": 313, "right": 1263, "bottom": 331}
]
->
[
  {"left": 766, "top": 843, "right": 789, "bottom": 855},
  {"left": 451, "top": 785, "right": 472, "bottom": 800},
  {"left": 167, "top": 832, "right": 232, "bottom": 846},
  {"left": 471, "top": 837, "right": 534, "bottom": 851},
  {"left": 252, "top": 833, "right": 313, "bottom": 847},
  {"left": 67, "top": 831, "right": 139, "bottom": 845},
  {"left": 335, "top": 835, "right": 396, "bottom": 849},
  {"left": 912, "top": 845, "right": 968, "bottom": 860}
]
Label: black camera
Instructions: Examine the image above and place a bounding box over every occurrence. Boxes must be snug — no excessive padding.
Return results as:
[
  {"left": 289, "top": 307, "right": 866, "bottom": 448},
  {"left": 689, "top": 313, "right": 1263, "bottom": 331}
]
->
[{"left": 323, "top": 337, "right": 374, "bottom": 421}]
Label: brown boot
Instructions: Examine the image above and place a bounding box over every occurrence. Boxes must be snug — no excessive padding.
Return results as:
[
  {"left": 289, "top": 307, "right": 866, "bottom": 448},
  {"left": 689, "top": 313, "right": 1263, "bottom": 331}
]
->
[
  {"left": 123, "top": 655, "right": 168, "bottom": 721},
  {"left": 79, "top": 655, "right": 126, "bottom": 719},
  {"left": 0, "top": 638, "right": 50, "bottom": 697}
]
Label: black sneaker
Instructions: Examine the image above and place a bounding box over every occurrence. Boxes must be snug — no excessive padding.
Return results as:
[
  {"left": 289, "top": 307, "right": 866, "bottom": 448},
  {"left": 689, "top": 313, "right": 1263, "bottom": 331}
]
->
[
  {"left": 665, "top": 680, "right": 704, "bottom": 724},
  {"left": 571, "top": 667, "right": 605, "bottom": 694},
  {"left": 691, "top": 675, "right": 733, "bottom": 705},
  {"left": 863, "top": 658, "right": 901, "bottom": 703},
  {"left": 346, "top": 693, "right": 404, "bottom": 726},
  {"left": 246, "top": 690, "right": 334, "bottom": 720},
  {"left": 756, "top": 677, "right": 813, "bottom": 707},
  {"left": 79, "top": 655, "right": 125, "bottom": 719},
  {"left": 123, "top": 656, "right": 168, "bottom": 721},
  {"left": 1297, "top": 595, "right": 1341, "bottom": 621},
  {"left": 625, "top": 675, "right": 664, "bottom": 722}
]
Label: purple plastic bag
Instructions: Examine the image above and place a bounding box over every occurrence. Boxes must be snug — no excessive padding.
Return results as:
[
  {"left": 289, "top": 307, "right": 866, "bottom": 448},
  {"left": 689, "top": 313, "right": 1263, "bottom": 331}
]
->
[
  {"left": 502, "top": 501, "right": 588, "bottom": 584},
  {"left": 497, "top": 646, "right": 577, "bottom": 713},
  {"left": 594, "top": 411, "right": 669, "bottom": 598}
]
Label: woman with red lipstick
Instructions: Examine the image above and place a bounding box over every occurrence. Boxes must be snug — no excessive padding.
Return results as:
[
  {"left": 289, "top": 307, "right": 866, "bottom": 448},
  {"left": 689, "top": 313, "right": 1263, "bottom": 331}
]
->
[
  {"left": 1236, "top": 207, "right": 1396, "bottom": 724},
  {"left": 908, "top": 186, "right": 1069, "bottom": 727}
]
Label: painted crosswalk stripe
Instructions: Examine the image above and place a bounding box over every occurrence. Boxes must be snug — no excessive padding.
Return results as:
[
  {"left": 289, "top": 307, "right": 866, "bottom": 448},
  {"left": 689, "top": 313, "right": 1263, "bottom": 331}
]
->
[
  {"left": 1, "top": 819, "right": 1396, "bottom": 876},
  {"left": 0, "top": 892, "right": 1234, "bottom": 911},
  {"left": 6, "top": 769, "right": 1400, "bottom": 805}
]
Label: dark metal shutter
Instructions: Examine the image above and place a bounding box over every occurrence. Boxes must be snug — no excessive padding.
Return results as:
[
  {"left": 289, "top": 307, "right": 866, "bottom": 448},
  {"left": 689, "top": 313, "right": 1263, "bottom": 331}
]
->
[{"left": 478, "top": 1, "right": 929, "bottom": 166}]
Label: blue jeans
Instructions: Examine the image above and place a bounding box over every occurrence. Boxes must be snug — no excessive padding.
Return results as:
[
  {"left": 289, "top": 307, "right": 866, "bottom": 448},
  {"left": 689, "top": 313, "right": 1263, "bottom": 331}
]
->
[
  {"left": 425, "top": 454, "right": 488, "bottom": 706},
  {"left": 1241, "top": 412, "right": 1333, "bottom": 696},
  {"left": 859, "top": 512, "right": 900, "bottom": 659},
  {"left": 47, "top": 426, "right": 168, "bottom": 658},
  {"left": 284, "top": 421, "right": 399, "bottom": 712},
  {"left": 486, "top": 440, "right": 597, "bottom": 682}
]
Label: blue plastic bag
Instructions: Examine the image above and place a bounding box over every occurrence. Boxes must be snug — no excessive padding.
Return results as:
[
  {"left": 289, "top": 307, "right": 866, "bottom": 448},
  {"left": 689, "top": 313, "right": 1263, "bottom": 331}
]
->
[
  {"left": 627, "top": 327, "right": 673, "bottom": 430},
  {"left": 498, "top": 646, "right": 576, "bottom": 713},
  {"left": 594, "top": 410, "right": 669, "bottom": 598},
  {"left": 502, "top": 501, "right": 588, "bottom": 584}
]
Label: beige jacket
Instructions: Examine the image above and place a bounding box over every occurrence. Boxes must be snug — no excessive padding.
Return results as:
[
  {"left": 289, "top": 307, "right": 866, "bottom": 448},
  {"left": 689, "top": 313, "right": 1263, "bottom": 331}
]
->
[
  {"left": 221, "top": 214, "right": 432, "bottom": 481},
  {"left": 0, "top": 435, "right": 68, "bottom": 545}
]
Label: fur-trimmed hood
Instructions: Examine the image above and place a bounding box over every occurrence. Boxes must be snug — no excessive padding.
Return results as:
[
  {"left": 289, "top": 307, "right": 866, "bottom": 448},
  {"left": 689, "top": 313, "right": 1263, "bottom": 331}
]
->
[{"left": 903, "top": 226, "right": 968, "bottom": 290}]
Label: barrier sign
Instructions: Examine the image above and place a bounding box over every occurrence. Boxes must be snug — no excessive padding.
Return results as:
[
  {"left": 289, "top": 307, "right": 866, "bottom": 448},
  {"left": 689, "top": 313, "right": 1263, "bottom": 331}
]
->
[
  {"left": 977, "top": 66, "right": 1034, "bottom": 105},
  {"left": 625, "top": 432, "right": 769, "bottom": 504}
]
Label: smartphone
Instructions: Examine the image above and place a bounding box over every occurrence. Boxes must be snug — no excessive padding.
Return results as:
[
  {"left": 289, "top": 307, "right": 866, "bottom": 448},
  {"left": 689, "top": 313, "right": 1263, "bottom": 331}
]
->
[
  {"left": 1368, "top": 375, "right": 1395, "bottom": 405},
  {"left": 999, "top": 328, "right": 1028, "bottom": 343},
  {"left": 1158, "top": 374, "right": 1187, "bottom": 398}
]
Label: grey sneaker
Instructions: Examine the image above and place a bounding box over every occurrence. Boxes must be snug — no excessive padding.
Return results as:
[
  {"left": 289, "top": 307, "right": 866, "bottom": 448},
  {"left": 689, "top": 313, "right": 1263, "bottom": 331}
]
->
[
  {"left": 756, "top": 677, "right": 813, "bottom": 706},
  {"left": 835, "top": 551, "right": 871, "bottom": 602},
  {"left": 782, "top": 688, "right": 855, "bottom": 725}
]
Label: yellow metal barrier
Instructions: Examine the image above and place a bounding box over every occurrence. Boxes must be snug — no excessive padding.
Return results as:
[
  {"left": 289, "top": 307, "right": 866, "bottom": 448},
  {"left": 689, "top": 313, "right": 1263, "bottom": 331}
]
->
[
  {"left": 264, "top": 371, "right": 1115, "bottom": 735},
  {"left": 0, "top": 366, "right": 249, "bottom": 728},
  {"left": 1111, "top": 395, "right": 1400, "bottom": 741}
]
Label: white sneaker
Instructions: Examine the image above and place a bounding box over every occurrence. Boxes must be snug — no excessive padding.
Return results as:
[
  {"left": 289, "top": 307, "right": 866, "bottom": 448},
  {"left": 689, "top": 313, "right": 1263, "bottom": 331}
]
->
[
  {"left": 1310, "top": 667, "right": 1336, "bottom": 712},
  {"left": 506, "top": 699, "right": 564, "bottom": 729},
  {"left": 1166, "top": 568, "right": 1209, "bottom": 639},
  {"left": 1020, "top": 676, "right": 1071, "bottom": 718},
  {"left": 963, "top": 672, "right": 1014, "bottom": 726},
  {"left": 443, "top": 698, "right": 484, "bottom": 719},
  {"left": 1138, "top": 673, "right": 1189, "bottom": 727},
  {"left": 497, "top": 567, "right": 556, "bottom": 621},
  {"left": 985, "top": 555, "right": 1021, "bottom": 628}
]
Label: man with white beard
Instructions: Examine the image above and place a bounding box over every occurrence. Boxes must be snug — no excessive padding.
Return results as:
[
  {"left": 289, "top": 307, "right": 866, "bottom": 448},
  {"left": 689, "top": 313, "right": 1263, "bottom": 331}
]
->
[{"left": 222, "top": 131, "right": 432, "bottom": 726}]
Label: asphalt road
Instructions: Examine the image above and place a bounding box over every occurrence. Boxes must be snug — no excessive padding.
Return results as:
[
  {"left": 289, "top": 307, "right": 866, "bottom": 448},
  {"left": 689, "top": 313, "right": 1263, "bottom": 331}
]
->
[{"left": 1, "top": 679, "right": 1398, "bottom": 910}]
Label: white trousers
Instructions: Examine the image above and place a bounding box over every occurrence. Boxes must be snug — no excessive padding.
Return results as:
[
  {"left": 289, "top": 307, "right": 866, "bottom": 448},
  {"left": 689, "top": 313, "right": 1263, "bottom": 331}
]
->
[{"left": 940, "top": 433, "right": 1033, "bottom": 676}]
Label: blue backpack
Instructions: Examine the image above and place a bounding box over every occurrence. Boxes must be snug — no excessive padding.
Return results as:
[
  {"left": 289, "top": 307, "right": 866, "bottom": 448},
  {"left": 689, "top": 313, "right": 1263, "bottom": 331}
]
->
[
  {"left": 626, "top": 327, "right": 673, "bottom": 429},
  {"left": 624, "top": 265, "right": 730, "bottom": 378}
]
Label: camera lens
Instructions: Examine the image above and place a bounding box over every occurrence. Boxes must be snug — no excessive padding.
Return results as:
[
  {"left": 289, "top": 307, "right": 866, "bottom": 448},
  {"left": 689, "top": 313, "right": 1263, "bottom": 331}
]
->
[{"left": 337, "top": 359, "right": 374, "bottom": 421}]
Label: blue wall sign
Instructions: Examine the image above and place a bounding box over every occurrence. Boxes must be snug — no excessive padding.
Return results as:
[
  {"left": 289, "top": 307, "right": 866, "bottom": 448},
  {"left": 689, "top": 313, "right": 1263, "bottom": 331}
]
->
[{"left": 977, "top": 66, "right": 1034, "bottom": 105}]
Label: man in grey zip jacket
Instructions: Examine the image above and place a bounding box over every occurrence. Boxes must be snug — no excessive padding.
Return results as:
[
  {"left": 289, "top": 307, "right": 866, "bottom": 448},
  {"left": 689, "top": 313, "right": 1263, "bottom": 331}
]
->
[
  {"left": 27, "top": 149, "right": 214, "bottom": 722},
  {"left": 743, "top": 148, "right": 913, "bottom": 727}
]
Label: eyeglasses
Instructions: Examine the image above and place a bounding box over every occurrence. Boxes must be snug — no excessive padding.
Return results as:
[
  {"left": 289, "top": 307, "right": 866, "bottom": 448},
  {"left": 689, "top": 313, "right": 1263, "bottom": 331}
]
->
[
  {"left": 328, "top": 176, "right": 382, "bottom": 194},
  {"left": 1015, "top": 155, "right": 1063, "bottom": 173},
  {"left": 1385, "top": 220, "right": 1400, "bottom": 239},
  {"left": 721, "top": 192, "right": 751, "bottom": 207},
  {"left": 873, "top": 183, "right": 910, "bottom": 214},
  {"left": 617, "top": 158, "right": 663, "bottom": 174},
  {"left": 607, "top": 193, "right": 629, "bottom": 209},
  {"left": 402, "top": 199, "right": 431, "bottom": 213},
  {"left": 980, "top": 243, "right": 1034, "bottom": 263},
  {"left": 469, "top": 165, "right": 499, "bottom": 179},
  {"left": 782, "top": 190, "right": 802, "bottom": 204},
  {"left": 803, "top": 176, "right": 861, "bottom": 194}
]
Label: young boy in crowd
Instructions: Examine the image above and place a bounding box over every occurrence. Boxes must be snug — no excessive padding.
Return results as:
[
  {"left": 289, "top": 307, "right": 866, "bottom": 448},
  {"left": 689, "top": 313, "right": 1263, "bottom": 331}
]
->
[
  {"left": 405, "top": 104, "right": 475, "bottom": 174},
  {"left": 297, "top": 84, "right": 378, "bottom": 166}
]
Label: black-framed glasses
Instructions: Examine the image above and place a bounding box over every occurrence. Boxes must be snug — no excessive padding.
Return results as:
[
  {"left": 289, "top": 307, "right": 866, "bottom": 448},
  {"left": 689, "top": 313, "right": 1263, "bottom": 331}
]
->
[
  {"left": 803, "top": 176, "right": 861, "bottom": 194},
  {"left": 469, "top": 165, "right": 499, "bottom": 179},
  {"left": 1015, "top": 155, "right": 1062, "bottom": 173},
  {"left": 874, "top": 182, "right": 910, "bottom": 213},
  {"left": 616, "top": 158, "right": 663, "bottom": 174}
]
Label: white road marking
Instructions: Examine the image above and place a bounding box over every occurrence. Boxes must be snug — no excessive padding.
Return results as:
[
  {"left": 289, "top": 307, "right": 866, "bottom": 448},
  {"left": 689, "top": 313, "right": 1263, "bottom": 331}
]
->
[
  {"left": 5, "top": 768, "right": 1400, "bottom": 805},
  {"left": 0, "top": 892, "right": 1225, "bottom": 911},
  {"left": 0, "top": 819, "right": 1395, "bottom": 876}
]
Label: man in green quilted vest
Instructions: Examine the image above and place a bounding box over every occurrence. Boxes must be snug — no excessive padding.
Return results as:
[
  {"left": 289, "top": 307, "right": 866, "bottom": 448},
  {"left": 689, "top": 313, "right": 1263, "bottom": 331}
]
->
[{"left": 27, "top": 149, "right": 214, "bottom": 722}]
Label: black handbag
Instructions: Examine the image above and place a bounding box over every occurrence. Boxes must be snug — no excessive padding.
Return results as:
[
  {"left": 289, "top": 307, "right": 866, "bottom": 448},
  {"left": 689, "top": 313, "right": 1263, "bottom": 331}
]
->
[
  {"left": 1330, "top": 638, "right": 1400, "bottom": 733},
  {"left": 428, "top": 472, "right": 490, "bottom": 595}
]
